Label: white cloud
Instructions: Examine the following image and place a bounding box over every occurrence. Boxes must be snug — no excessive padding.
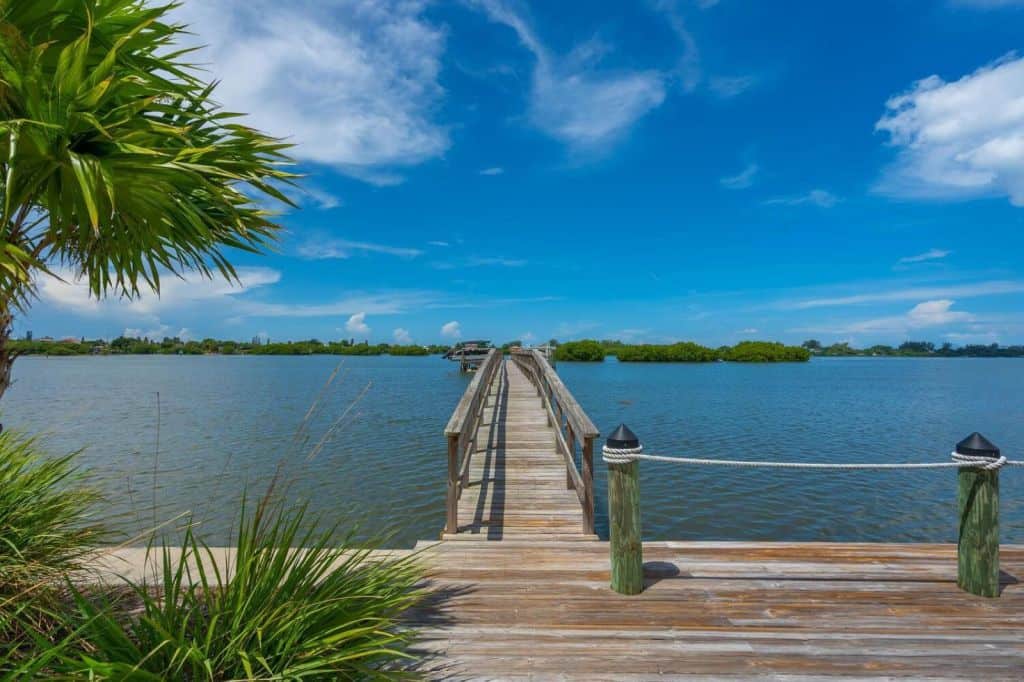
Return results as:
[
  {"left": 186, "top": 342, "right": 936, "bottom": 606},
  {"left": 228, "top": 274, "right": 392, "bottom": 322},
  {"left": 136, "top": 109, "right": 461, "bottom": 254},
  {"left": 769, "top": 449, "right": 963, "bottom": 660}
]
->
[
  {"left": 765, "top": 189, "right": 840, "bottom": 208},
  {"left": 951, "top": 0, "right": 1024, "bottom": 7},
  {"left": 393, "top": 327, "right": 413, "bottom": 344},
  {"left": 297, "top": 239, "right": 423, "bottom": 260},
  {"left": 708, "top": 75, "right": 758, "bottom": 98},
  {"left": 172, "top": 1, "right": 448, "bottom": 181},
  {"left": 38, "top": 266, "right": 281, "bottom": 317},
  {"left": 345, "top": 312, "right": 371, "bottom": 336},
  {"left": 740, "top": 327, "right": 759, "bottom": 334},
  {"left": 123, "top": 325, "right": 170, "bottom": 340},
  {"left": 720, "top": 162, "right": 758, "bottom": 189},
  {"left": 906, "top": 299, "right": 972, "bottom": 326},
  {"left": 795, "top": 300, "right": 974, "bottom": 335},
  {"left": 440, "top": 320, "right": 462, "bottom": 339},
  {"left": 785, "top": 280, "right": 1024, "bottom": 309},
  {"left": 427, "top": 240, "right": 450, "bottom": 247},
  {"left": 875, "top": 54, "right": 1024, "bottom": 205},
  {"left": 898, "top": 248, "right": 951, "bottom": 264},
  {"left": 944, "top": 330, "right": 1000, "bottom": 343},
  {"left": 479, "top": 167, "right": 505, "bottom": 176},
  {"left": 466, "top": 256, "right": 526, "bottom": 267},
  {"left": 432, "top": 255, "right": 527, "bottom": 269},
  {"left": 243, "top": 291, "right": 434, "bottom": 318},
  {"left": 301, "top": 186, "right": 342, "bottom": 210},
  {"left": 473, "top": 0, "right": 665, "bottom": 154},
  {"left": 653, "top": 0, "right": 701, "bottom": 92},
  {"left": 177, "top": 328, "right": 192, "bottom": 342}
]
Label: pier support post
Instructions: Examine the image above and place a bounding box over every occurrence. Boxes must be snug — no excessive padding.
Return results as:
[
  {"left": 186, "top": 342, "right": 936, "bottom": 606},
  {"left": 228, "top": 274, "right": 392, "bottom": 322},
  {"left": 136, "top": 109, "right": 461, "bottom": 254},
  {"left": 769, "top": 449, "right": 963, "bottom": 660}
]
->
[
  {"left": 606, "top": 424, "right": 643, "bottom": 595},
  {"left": 446, "top": 434, "right": 459, "bottom": 534},
  {"left": 955, "top": 432, "right": 1001, "bottom": 598}
]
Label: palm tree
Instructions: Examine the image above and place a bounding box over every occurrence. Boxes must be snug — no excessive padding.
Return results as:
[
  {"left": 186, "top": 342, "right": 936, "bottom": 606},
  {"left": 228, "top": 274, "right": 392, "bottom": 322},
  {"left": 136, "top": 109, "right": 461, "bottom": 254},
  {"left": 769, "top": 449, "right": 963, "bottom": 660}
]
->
[{"left": 0, "top": 0, "right": 295, "bottom": 400}]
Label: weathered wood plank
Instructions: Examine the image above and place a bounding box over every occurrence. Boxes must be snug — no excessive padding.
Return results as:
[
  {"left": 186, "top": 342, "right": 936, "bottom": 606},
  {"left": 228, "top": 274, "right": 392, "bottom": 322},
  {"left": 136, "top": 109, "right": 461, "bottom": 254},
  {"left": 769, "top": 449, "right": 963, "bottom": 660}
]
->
[{"left": 404, "top": 540, "right": 1024, "bottom": 678}]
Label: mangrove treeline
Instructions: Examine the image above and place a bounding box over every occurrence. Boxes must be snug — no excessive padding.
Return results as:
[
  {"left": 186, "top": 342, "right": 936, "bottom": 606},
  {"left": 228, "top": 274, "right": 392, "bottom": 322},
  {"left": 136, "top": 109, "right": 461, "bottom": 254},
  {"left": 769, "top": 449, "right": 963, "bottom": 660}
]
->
[
  {"left": 554, "top": 340, "right": 811, "bottom": 363},
  {"left": 10, "top": 336, "right": 449, "bottom": 357},
  {"left": 802, "top": 340, "right": 1024, "bottom": 358}
]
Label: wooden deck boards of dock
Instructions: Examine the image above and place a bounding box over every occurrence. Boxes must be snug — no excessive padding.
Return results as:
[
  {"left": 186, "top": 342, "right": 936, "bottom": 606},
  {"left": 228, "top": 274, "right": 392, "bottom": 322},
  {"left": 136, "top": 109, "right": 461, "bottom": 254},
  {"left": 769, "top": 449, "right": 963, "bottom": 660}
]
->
[
  {"left": 406, "top": 540, "right": 1024, "bottom": 679},
  {"left": 447, "top": 358, "right": 598, "bottom": 541},
  {"left": 415, "top": 352, "right": 1024, "bottom": 679}
]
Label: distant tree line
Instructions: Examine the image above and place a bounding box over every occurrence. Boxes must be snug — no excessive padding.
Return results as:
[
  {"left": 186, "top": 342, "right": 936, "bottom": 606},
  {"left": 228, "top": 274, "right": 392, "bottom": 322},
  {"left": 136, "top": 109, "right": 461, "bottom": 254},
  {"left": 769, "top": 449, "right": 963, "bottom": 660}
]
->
[
  {"left": 9, "top": 336, "right": 450, "bottom": 357},
  {"left": 543, "top": 337, "right": 1024, "bottom": 363},
  {"left": 800, "top": 339, "right": 1024, "bottom": 358},
  {"left": 551, "top": 339, "right": 811, "bottom": 363}
]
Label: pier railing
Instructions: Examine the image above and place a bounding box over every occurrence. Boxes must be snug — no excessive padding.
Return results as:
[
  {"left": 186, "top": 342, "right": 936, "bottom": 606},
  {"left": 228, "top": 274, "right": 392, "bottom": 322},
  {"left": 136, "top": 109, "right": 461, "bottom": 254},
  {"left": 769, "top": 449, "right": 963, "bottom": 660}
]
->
[
  {"left": 510, "top": 348, "right": 600, "bottom": 534},
  {"left": 600, "top": 424, "right": 1022, "bottom": 598},
  {"left": 443, "top": 348, "right": 502, "bottom": 534}
]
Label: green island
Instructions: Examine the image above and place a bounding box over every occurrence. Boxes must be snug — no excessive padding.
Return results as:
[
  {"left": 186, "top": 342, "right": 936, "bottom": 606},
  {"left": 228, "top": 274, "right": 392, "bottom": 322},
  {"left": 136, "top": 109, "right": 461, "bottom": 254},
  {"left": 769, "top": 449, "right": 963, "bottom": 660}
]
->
[{"left": 545, "top": 338, "right": 1024, "bottom": 362}]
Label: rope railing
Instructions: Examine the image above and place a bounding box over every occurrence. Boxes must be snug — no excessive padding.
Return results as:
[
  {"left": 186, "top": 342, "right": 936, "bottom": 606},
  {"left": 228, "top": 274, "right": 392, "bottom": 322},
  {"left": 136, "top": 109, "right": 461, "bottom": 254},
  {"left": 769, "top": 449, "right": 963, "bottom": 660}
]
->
[
  {"left": 601, "top": 424, "right": 1017, "bottom": 599},
  {"left": 601, "top": 445, "right": 1020, "bottom": 470}
]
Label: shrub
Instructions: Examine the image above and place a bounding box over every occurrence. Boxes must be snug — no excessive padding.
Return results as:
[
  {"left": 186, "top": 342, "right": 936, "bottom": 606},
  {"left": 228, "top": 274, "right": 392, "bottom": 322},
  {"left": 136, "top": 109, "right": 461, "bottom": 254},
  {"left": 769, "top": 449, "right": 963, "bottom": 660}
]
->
[
  {"left": 0, "top": 432, "right": 103, "bottom": 667},
  {"left": 386, "top": 344, "right": 430, "bottom": 356},
  {"left": 62, "top": 499, "right": 425, "bottom": 679},
  {"left": 615, "top": 342, "right": 719, "bottom": 362},
  {"left": 554, "top": 340, "right": 605, "bottom": 362},
  {"left": 721, "top": 341, "right": 810, "bottom": 362},
  {"left": 0, "top": 431, "right": 102, "bottom": 592}
]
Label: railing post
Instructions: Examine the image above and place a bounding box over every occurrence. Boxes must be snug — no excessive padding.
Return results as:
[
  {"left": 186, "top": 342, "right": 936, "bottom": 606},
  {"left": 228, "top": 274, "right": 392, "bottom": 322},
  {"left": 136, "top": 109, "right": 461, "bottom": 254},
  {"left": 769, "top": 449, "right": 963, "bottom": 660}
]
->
[
  {"left": 582, "top": 436, "right": 595, "bottom": 535},
  {"left": 446, "top": 434, "right": 459, "bottom": 535},
  {"left": 955, "top": 432, "right": 1001, "bottom": 598},
  {"left": 566, "top": 423, "right": 575, "bottom": 489},
  {"left": 606, "top": 424, "right": 643, "bottom": 595}
]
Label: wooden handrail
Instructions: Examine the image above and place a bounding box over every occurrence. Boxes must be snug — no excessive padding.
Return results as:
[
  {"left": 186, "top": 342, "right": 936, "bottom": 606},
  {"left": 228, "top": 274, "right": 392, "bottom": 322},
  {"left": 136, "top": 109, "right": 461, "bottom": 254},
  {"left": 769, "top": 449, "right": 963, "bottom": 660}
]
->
[
  {"left": 528, "top": 349, "right": 598, "bottom": 439},
  {"left": 444, "top": 348, "right": 502, "bottom": 534},
  {"left": 509, "top": 348, "right": 599, "bottom": 534}
]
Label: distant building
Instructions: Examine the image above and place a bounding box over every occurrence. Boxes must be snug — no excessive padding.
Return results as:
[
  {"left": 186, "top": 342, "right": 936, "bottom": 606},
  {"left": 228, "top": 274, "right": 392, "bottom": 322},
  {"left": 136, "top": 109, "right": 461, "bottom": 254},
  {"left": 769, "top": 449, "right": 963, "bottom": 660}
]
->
[{"left": 25, "top": 331, "right": 32, "bottom": 341}]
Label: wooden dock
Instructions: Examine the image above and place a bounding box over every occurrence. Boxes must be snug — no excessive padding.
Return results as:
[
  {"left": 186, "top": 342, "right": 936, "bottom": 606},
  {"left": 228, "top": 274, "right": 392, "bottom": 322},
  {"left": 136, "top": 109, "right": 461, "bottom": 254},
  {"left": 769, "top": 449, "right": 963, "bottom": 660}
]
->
[
  {"left": 406, "top": 348, "right": 1024, "bottom": 679},
  {"left": 443, "top": 354, "right": 597, "bottom": 541}
]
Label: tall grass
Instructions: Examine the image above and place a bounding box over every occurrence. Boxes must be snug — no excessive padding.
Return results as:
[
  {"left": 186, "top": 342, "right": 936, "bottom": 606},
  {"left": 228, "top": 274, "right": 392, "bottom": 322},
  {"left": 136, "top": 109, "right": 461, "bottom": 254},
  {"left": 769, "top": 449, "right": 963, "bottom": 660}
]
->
[
  {"left": 64, "top": 498, "right": 425, "bottom": 679},
  {"left": 0, "top": 431, "right": 103, "bottom": 585},
  {"left": 0, "top": 430, "right": 103, "bottom": 665}
]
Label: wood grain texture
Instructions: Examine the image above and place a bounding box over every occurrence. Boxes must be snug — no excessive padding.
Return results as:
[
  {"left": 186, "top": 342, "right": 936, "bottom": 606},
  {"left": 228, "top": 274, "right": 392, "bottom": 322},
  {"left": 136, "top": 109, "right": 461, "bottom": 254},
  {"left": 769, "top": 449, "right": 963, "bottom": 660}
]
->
[
  {"left": 443, "top": 358, "right": 598, "bottom": 542},
  {"left": 608, "top": 458, "right": 643, "bottom": 594},
  {"left": 404, "top": 540, "right": 1024, "bottom": 679},
  {"left": 958, "top": 467, "right": 1000, "bottom": 597}
]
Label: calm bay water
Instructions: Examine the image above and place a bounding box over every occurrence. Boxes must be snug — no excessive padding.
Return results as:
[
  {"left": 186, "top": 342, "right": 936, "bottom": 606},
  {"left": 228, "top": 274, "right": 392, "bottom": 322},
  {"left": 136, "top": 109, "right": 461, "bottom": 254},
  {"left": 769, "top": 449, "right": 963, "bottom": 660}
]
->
[{"left": 3, "top": 355, "right": 1022, "bottom": 546}]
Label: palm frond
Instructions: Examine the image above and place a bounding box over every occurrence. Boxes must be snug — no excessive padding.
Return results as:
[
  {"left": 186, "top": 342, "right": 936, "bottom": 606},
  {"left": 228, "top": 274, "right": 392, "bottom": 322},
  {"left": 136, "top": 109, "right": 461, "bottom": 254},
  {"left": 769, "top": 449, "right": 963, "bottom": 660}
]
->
[{"left": 0, "top": 0, "right": 296, "bottom": 304}]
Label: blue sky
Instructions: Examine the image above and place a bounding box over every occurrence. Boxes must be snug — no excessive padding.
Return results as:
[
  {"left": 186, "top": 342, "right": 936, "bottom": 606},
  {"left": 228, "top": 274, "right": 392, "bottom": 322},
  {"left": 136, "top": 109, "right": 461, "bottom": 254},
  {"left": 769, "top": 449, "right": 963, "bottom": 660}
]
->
[{"left": 21, "top": 0, "right": 1024, "bottom": 346}]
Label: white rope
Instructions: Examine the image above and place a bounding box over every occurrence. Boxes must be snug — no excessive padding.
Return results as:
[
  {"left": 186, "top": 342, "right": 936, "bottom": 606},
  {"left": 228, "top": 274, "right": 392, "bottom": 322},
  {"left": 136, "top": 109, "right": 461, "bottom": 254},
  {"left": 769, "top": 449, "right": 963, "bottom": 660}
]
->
[{"left": 601, "top": 444, "right": 1021, "bottom": 471}]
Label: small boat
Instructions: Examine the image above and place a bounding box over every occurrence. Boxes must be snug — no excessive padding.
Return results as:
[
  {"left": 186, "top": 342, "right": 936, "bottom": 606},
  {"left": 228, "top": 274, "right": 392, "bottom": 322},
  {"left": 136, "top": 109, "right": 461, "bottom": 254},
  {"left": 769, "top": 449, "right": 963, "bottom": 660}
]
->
[{"left": 444, "top": 340, "right": 492, "bottom": 371}]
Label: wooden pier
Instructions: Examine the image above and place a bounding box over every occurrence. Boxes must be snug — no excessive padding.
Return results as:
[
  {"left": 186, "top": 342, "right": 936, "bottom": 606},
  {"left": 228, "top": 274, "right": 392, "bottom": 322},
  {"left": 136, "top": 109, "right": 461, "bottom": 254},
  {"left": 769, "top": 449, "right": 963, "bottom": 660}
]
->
[{"left": 405, "top": 348, "right": 1024, "bottom": 679}]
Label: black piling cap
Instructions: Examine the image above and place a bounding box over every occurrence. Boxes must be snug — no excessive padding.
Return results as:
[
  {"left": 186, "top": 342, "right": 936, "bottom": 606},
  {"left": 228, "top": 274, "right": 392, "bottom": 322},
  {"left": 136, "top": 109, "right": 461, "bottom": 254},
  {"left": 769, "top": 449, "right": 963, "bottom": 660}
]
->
[
  {"left": 955, "top": 432, "right": 1000, "bottom": 457},
  {"left": 606, "top": 423, "right": 639, "bottom": 449}
]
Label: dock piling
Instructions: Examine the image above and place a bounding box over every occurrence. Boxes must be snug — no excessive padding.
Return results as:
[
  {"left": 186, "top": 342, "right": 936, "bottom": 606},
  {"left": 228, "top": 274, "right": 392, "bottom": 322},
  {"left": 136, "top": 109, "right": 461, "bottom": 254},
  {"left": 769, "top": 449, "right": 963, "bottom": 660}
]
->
[
  {"left": 955, "top": 432, "right": 1002, "bottom": 597},
  {"left": 606, "top": 424, "right": 644, "bottom": 595}
]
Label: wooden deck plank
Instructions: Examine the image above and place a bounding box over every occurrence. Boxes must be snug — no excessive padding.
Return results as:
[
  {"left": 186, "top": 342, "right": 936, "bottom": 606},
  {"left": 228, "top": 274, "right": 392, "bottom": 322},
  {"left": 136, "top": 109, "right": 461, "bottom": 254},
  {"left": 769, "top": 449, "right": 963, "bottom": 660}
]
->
[{"left": 405, "top": 540, "right": 1024, "bottom": 679}]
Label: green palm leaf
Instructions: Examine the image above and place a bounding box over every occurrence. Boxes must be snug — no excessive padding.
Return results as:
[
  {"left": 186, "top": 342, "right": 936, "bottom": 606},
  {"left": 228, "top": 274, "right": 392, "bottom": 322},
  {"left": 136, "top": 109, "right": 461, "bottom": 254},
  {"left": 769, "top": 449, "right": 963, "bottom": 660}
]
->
[{"left": 0, "top": 0, "right": 296, "bottom": 306}]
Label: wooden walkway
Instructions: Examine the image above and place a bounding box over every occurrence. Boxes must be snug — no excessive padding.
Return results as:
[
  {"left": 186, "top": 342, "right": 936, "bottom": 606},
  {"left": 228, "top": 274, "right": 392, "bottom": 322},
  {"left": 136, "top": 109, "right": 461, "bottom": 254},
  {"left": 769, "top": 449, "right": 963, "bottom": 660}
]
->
[
  {"left": 408, "top": 348, "right": 1024, "bottom": 679},
  {"left": 407, "top": 540, "right": 1024, "bottom": 679},
  {"left": 446, "top": 358, "right": 597, "bottom": 541}
]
